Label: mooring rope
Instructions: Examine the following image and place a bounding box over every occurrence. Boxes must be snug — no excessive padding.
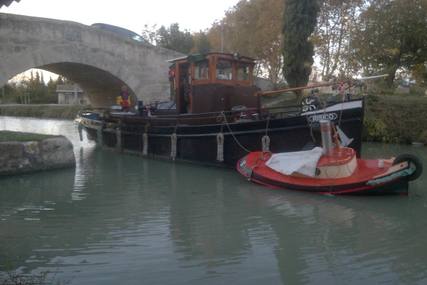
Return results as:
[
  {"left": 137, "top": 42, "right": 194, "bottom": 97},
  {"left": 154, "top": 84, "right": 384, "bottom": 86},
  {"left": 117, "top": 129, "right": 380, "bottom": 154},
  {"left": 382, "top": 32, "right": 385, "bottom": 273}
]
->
[
  {"left": 262, "top": 135, "right": 270, "bottom": 152},
  {"left": 221, "top": 112, "right": 251, "bottom": 153},
  {"left": 216, "top": 132, "right": 224, "bottom": 162},
  {"left": 262, "top": 116, "right": 271, "bottom": 152}
]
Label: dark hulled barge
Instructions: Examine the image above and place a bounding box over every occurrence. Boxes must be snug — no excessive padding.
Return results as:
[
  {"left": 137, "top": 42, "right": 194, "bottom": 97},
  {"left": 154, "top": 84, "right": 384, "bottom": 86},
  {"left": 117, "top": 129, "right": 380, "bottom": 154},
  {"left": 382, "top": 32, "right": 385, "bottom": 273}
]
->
[{"left": 76, "top": 53, "right": 365, "bottom": 167}]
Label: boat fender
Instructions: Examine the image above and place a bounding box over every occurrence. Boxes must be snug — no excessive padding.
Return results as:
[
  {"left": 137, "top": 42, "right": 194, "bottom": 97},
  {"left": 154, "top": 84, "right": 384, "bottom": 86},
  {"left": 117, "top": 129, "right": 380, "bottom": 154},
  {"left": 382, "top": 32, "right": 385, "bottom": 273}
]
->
[
  {"left": 170, "top": 133, "right": 177, "bottom": 160},
  {"left": 217, "top": 133, "right": 224, "bottom": 162},
  {"left": 262, "top": 135, "right": 270, "bottom": 152},
  {"left": 116, "top": 127, "right": 122, "bottom": 150},
  {"left": 77, "top": 123, "right": 83, "bottom": 142},
  {"left": 393, "top": 154, "right": 423, "bottom": 181},
  {"left": 142, "top": 133, "right": 148, "bottom": 156}
]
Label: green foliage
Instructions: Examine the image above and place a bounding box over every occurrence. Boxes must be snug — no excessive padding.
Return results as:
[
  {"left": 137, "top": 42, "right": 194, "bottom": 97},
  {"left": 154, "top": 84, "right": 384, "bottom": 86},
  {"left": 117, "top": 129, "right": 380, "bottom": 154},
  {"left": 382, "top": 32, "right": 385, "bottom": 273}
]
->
[
  {"left": 1, "top": 71, "right": 63, "bottom": 104},
  {"left": 207, "top": 0, "right": 285, "bottom": 83},
  {"left": 141, "top": 23, "right": 194, "bottom": 54},
  {"left": 352, "top": 0, "right": 427, "bottom": 86},
  {"left": 364, "top": 95, "right": 427, "bottom": 144},
  {"left": 156, "top": 23, "right": 194, "bottom": 54},
  {"left": 282, "top": 0, "right": 320, "bottom": 90},
  {"left": 141, "top": 24, "right": 159, "bottom": 45},
  {"left": 314, "top": 0, "right": 364, "bottom": 79},
  {"left": 192, "top": 32, "right": 211, "bottom": 54},
  {"left": 364, "top": 118, "right": 389, "bottom": 142}
]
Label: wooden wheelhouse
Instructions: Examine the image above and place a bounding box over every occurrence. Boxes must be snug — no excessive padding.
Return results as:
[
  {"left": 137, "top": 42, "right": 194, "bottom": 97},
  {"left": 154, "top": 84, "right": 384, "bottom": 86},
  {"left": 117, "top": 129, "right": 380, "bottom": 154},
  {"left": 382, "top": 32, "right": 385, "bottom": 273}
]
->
[{"left": 168, "top": 53, "right": 260, "bottom": 114}]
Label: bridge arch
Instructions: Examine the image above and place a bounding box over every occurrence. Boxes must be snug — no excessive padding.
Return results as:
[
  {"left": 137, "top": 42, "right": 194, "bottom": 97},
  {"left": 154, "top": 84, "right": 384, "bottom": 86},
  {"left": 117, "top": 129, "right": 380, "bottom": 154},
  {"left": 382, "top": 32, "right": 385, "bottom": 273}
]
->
[{"left": 0, "top": 13, "right": 183, "bottom": 107}]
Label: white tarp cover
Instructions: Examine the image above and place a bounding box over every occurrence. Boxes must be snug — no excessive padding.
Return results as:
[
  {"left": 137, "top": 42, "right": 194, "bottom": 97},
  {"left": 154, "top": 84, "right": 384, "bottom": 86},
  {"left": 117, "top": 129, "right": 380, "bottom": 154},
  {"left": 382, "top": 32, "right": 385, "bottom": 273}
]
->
[{"left": 265, "top": 147, "right": 323, "bottom": 177}]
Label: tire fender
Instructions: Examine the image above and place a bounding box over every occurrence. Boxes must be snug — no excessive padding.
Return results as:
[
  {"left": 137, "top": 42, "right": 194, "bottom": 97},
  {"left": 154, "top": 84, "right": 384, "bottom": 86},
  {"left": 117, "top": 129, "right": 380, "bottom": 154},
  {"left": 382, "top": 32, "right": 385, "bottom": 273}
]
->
[{"left": 393, "top": 154, "right": 423, "bottom": 181}]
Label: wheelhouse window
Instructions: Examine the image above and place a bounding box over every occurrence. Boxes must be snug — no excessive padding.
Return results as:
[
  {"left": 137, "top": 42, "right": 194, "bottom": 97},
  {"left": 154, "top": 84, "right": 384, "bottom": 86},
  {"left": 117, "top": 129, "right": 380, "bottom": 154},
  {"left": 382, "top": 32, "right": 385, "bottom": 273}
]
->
[
  {"left": 194, "top": 60, "right": 209, "bottom": 80},
  {"left": 216, "top": 59, "right": 232, "bottom": 80},
  {"left": 237, "top": 63, "right": 251, "bottom": 81}
]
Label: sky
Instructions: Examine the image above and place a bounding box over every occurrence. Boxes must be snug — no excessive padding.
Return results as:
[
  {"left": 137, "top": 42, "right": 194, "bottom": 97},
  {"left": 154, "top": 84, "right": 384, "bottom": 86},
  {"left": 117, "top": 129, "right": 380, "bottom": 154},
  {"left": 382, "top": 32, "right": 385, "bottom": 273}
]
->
[{"left": 0, "top": 0, "right": 240, "bottom": 33}]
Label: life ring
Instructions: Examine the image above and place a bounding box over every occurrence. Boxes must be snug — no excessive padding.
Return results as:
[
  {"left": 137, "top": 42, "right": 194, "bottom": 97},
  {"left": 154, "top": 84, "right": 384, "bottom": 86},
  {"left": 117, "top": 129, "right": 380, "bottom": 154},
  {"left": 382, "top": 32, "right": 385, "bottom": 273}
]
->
[{"left": 393, "top": 154, "right": 423, "bottom": 181}]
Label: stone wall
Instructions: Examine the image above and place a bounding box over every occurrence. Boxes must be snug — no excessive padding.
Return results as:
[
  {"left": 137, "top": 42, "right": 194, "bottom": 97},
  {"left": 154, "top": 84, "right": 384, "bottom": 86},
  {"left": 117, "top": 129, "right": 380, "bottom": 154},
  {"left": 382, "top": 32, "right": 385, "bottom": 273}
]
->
[{"left": 0, "top": 136, "right": 75, "bottom": 175}]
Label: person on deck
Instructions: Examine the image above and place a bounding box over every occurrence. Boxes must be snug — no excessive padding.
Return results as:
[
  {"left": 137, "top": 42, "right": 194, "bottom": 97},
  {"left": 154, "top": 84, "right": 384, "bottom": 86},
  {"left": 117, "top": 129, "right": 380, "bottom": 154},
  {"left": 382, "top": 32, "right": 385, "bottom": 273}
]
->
[
  {"left": 120, "top": 85, "right": 130, "bottom": 112},
  {"left": 169, "top": 66, "right": 176, "bottom": 100}
]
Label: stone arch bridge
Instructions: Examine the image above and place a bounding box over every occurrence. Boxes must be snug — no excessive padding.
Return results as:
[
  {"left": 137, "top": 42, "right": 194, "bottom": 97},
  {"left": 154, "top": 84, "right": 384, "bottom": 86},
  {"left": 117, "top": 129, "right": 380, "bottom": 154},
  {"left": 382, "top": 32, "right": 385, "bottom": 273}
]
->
[{"left": 0, "top": 13, "right": 183, "bottom": 107}]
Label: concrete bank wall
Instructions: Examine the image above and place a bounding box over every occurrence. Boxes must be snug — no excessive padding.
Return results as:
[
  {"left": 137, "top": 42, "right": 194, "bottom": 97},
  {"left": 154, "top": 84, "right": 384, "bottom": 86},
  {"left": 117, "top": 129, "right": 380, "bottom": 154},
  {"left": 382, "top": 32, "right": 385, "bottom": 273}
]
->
[{"left": 0, "top": 136, "right": 75, "bottom": 175}]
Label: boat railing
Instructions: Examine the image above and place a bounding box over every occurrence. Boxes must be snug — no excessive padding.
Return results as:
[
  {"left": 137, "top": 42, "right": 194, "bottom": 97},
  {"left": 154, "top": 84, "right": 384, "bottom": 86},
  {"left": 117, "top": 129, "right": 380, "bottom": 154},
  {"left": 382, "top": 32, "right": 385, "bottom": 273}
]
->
[
  {"left": 145, "top": 96, "right": 363, "bottom": 121},
  {"left": 110, "top": 97, "right": 363, "bottom": 125},
  {"left": 112, "top": 104, "right": 300, "bottom": 121}
]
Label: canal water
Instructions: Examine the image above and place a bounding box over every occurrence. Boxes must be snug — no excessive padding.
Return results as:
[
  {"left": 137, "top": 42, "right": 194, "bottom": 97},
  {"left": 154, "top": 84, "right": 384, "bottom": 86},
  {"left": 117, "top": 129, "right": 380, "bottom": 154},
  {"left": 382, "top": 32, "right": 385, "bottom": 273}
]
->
[{"left": 1, "top": 116, "right": 427, "bottom": 285}]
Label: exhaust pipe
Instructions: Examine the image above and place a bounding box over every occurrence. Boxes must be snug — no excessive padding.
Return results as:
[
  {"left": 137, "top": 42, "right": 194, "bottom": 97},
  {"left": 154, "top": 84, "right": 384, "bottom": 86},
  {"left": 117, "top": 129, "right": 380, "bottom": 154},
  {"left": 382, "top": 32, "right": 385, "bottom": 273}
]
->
[{"left": 320, "top": 120, "right": 334, "bottom": 155}]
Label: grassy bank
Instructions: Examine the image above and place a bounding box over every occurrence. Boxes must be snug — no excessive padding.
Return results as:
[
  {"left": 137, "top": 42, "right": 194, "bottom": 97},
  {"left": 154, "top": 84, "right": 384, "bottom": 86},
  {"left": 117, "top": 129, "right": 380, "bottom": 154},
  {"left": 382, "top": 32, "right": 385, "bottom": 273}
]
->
[
  {"left": 0, "top": 104, "right": 88, "bottom": 120},
  {"left": 364, "top": 95, "right": 427, "bottom": 144},
  {"left": 0, "top": 131, "right": 56, "bottom": 142}
]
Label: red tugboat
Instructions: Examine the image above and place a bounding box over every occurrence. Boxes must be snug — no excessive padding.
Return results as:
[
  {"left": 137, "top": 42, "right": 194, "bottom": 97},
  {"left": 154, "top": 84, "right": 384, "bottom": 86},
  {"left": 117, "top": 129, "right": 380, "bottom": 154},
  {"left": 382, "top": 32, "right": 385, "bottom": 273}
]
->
[{"left": 237, "top": 120, "right": 423, "bottom": 195}]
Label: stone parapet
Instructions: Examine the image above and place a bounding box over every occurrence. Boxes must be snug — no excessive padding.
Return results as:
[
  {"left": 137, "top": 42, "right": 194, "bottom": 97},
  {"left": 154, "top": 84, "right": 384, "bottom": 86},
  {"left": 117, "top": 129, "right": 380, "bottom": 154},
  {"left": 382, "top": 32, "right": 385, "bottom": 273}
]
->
[{"left": 0, "top": 136, "right": 75, "bottom": 175}]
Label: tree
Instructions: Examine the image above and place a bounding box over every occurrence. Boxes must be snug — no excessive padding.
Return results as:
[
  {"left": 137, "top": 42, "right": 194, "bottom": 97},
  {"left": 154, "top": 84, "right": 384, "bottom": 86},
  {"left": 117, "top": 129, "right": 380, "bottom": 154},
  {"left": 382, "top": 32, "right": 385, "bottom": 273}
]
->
[
  {"left": 191, "top": 31, "right": 211, "bottom": 54},
  {"left": 207, "top": 0, "right": 285, "bottom": 84},
  {"left": 3, "top": 72, "right": 68, "bottom": 104},
  {"left": 141, "top": 23, "right": 194, "bottom": 54},
  {"left": 156, "top": 23, "right": 194, "bottom": 54},
  {"left": 313, "top": 0, "right": 364, "bottom": 79},
  {"left": 352, "top": 0, "right": 427, "bottom": 86},
  {"left": 282, "top": 0, "right": 320, "bottom": 92},
  {"left": 141, "top": 24, "right": 159, "bottom": 45}
]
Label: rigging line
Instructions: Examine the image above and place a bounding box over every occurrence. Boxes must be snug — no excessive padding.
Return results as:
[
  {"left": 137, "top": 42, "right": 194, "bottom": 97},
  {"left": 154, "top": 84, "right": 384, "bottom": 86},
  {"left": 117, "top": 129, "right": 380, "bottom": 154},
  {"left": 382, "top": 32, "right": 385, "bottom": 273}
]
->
[
  {"left": 265, "top": 114, "right": 270, "bottom": 136},
  {"left": 221, "top": 112, "right": 251, "bottom": 153},
  {"left": 302, "top": 102, "right": 317, "bottom": 144},
  {"left": 338, "top": 83, "right": 354, "bottom": 127}
]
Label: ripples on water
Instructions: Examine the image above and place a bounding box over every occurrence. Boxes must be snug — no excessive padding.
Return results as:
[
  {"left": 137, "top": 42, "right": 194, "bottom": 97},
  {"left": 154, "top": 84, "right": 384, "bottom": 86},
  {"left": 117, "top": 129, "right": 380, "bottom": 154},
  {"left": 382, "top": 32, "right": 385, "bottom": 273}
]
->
[{"left": 1, "top": 116, "right": 427, "bottom": 284}]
